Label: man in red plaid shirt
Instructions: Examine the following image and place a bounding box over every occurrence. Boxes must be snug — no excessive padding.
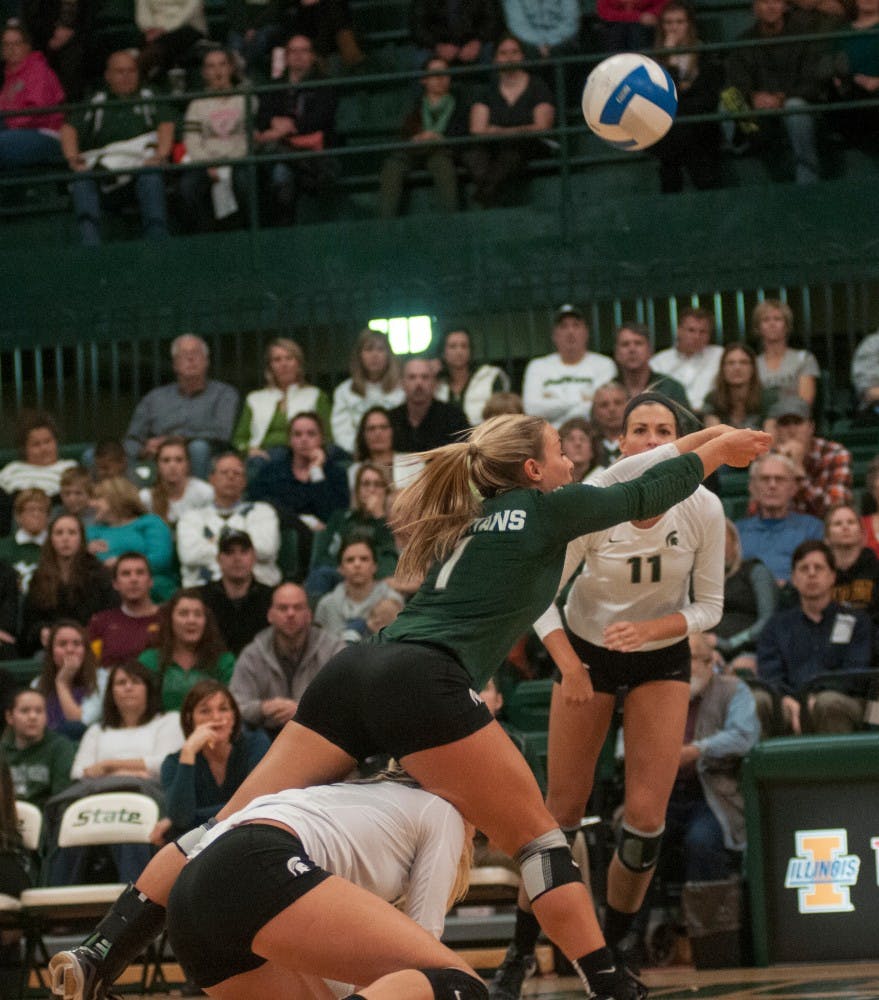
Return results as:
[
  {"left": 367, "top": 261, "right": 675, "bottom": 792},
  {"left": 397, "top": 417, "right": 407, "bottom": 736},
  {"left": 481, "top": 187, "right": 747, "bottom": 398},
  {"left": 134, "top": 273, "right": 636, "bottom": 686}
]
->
[{"left": 770, "top": 398, "right": 852, "bottom": 518}]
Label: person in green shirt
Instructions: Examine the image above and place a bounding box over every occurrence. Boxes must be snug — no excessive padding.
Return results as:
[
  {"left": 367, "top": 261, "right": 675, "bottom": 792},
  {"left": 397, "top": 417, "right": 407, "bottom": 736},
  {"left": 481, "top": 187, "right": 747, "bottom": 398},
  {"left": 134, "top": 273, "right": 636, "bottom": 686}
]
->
[
  {"left": 1, "top": 689, "right": 74, "bottom": 811},
  {"left": 139, "top": 590, "right": 234, "bottom": 711},
  {"left": 51, "top": 415, "right": 771, "bottom": 1000}
]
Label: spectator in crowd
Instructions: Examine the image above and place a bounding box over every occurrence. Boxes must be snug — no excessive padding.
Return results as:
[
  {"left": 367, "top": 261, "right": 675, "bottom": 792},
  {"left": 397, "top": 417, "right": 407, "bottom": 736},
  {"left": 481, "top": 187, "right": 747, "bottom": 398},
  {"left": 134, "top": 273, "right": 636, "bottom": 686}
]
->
[
  {"left": 663, "top": 632, "right": 759, "bottom": 883},
  {"left": 596, "top": 0, "right": 664, "bottom": 51},
  {"left": 559, "top": 417, "right": 600, "bottom": 483},
  {"left": 752, "top": 299, "right": 819, "bottom": 410},
  {"left": 255, "top": 34, "right": 338, "bottom": 227},
  {"left": 388, "top": 358, "right": 469, "bottom": 452},
  {"left": 757, "top": 540, "right": 873, "bottom": 733},
  {"left": 703, "top": 342, "right": 776, "bottom": 429},
  {"left": 863, "top": 456, "right": 879, "bottom": 556},
  {"left": 709, "top": 519, "right": 778, "bottom": 669},
  {"left": 0, "top": 489, "right": 51, "bottom": 595},
  {"left": 410, "top": 0, "right": 501, "bottom": 65},
  {"left": 157, "top": 680, "right": 269, "bottom": 840},
  {"left": 123, "top": 334, "right": 240, "bottom": 480},
  {"left": 19, "top": 0, "right": 86, "bottom": 99},
  {"left": 0, "top": 756, "right": 32, "bottom": 906},
  {"left": 248, "top": 412, "right": 350, "bottom": 568},
  {"left": 366, "top": 593, "right": 404, "bottom": 634},
  {"left": 314, "top": 537, "right": 404, "bottom": 643},
  {"left": 20, "top": 513, "right": 118, "bottom": 657},
  {"left": 435, "top": 327, "right": 511, "bottom": 425},
  {"left": 197, "top": 528, "right": 273, "bottom": 655},
  {"left": 229, "top": 581, "right": 345, "bottom": 735},
  {"left": 736, "top": 453, "right": 823, "bottom": 583},
  {"left": 481, "top": 390, "right": 524, "bottom": 419},
  {"left": 225, "top": 0, "right": 280, "bottom": 72},
  {"left": 177, "top": 451, "right": 281, "bottom": 587},
  {"left": 0, "top": 559, "right": 19, "bottom": 660},
  {"left": 464, "top": 34, "right": 555, "bottom": 207},
  {"left": 89, "top": 552, "right": 161, "bottom": 668},
  {"left": 139, "top": 436, "right": 214, "bottom": 528},
  {"left": 232, "top": 337, "right": 332, "bottom": 475},
  {"left": 768, "top": 397, "right": 852, "bottom": 518},
  {"left": 59, "top": 50, "right": 173, "bottom": 246},
  {"left": 825, "top": 503, "right": 879, "bottom": 626},
  {"left": 135, "top": 0, "right": 206, "bottom": 81},
  {"left": 139, "top": 589, "right": 235, "bottom": 711},
  {"left": 0, "top": 21, "right": 65, "bottom": 169},
  {"left": 379, "top": 57, "right": 467, "bottom": 218},
  {"left": 651, "top": 307, "right": 723, "bottom": 413},
  {"left": 650, "top": 1, "right": 723, "bottom": 193},
  {"left": 612, "top": 322, "right": 691, "bottom": 406},
  {"left": 179, "top": 47, "right": 254, "bottom": 233},
  {"left": 0, "top": 412, "right": 77, "bottom": 534},
  {"left": 1, "top": 688, "right": 74, "bottom": 811},
  {"left": 330, "top": 328, "right": 403, "bottom": 455},
  {"left": 501, "top": 0, "right": 581, "bottom": 59},
  {"left": 93, "top": 440, "right": 131, "bottom": 483},
  {"left": 87, "top": 477, "right": 178, "bottom": 601},
  {"left": 305, "top": 462, "right": 398, "bottom": 599},
  {"left": 522, "top": 304, "right": 617, "bottom": 425},
  {"left": 588, "top": 381, "right": 628, "bottom": 468},
  {"left": 726, "top": 0, "right": 822, "bottom": 184},
  {"left": 347, "top": 406, "right": 414, "bottom": 493},
  {"left": 58, "top": 466, "right": 95, "bottom": 527},
  {"left": 828, "top": 0, "right": 879, "bottom": 153},
  {"left": 851, "top": 329, "right": 879, "bottom": 420},
  {"left": 280, "top": 0, "right": 364, "bottom": 67},
  {"left": 33, "top": 620, "right": 101, "bottom": 739},
  {"left": 57, "top": 662, "right": 183, "bottom": 883},
  {"left": 71, "top": 663, "right": 182, "bottom": 783}
]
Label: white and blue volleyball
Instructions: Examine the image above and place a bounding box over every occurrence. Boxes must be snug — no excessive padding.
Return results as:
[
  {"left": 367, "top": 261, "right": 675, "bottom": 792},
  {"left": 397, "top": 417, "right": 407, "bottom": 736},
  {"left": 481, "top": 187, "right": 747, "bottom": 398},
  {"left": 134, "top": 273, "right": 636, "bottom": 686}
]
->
[{"left": 581, "top": 53, "right": 678, "bottom": 151}]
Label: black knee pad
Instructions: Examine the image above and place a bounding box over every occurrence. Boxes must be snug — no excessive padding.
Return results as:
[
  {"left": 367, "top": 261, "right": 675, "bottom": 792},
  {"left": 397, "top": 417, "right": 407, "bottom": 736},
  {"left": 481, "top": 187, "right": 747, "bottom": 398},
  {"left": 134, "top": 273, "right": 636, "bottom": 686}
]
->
[
  {"left": 421, "top": 967, "right": 488, "bottom": 1000},
  {"left": 616, "top": 822, "right": 664, "bottom": 873}
]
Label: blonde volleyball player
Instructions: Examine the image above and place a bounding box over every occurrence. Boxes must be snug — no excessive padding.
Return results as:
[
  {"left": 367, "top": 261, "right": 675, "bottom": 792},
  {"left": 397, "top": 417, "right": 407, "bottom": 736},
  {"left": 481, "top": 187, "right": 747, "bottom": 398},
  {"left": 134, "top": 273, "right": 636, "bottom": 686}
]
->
[
  {"left": 164, "top": 774, "right": 480, "bottom": 1000},
  {"left": 51, "top": 414, "right": 768, "bottom": 1000},
  {"left": 492, "top": 393, "right": 727, "bottom": 1000}
]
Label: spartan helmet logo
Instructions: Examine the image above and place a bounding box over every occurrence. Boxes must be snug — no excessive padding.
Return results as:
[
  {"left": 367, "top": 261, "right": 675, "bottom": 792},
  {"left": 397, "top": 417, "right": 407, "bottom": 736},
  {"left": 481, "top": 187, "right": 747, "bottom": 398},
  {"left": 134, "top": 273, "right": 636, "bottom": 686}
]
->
[{"left": 665, "top": 531, "right": 679, "bottom": 547}]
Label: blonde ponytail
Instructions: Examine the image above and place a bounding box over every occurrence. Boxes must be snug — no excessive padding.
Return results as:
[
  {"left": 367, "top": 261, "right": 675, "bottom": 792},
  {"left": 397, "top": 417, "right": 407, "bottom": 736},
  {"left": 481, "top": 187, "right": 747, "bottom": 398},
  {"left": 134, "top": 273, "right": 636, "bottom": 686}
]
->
[{"left": 391, "top": 414, "right": 548, "bottom": 580}]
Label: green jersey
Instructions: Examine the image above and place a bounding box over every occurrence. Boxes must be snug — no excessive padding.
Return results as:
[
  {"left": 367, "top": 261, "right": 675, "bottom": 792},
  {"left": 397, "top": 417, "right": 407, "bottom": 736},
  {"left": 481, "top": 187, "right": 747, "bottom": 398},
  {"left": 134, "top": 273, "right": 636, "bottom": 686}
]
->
[{"left": 380, "top": 452, "right": 703, "bottom": 690}]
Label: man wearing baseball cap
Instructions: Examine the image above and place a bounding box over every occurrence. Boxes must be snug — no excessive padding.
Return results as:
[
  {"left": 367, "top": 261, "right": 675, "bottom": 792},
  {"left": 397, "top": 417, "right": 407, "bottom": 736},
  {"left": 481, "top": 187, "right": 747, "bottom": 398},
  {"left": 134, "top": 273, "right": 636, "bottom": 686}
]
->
[
  {"left": 769, "top": 398, "right": 852, "bottom": 519},
  {"left": 521, "top": 304, "right": 616, "bottom": 426}
]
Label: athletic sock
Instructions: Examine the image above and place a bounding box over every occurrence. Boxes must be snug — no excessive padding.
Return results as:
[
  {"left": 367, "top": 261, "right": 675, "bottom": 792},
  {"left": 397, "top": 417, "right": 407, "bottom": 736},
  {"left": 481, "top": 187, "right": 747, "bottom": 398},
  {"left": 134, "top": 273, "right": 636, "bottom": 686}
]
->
[
  {"left": 512, "top": 906, "right": 541, "bottom": 955},
  {"left": 82, "top": 884, "right": 167, "bottom": 983},
  {"left": 571, "top": 945, "right": 616, "bottom": 993},
  {"left": 603, "top": 902, "right": 636, "bottom": 950}
]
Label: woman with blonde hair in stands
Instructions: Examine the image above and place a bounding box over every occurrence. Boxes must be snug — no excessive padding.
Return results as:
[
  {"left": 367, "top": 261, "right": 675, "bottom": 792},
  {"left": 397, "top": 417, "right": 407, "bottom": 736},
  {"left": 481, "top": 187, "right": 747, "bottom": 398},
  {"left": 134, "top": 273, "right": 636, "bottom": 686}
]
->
[
  {"left": 233, "top": 338, "right": 333, "bottom": 473},
  {"left": 51, "top": 415, "right": 770, "bottom": 1000},
  {"left": 87, "top": 477, "right": 177, "bottom": 600},
  {"left": 330, "top": 329, "right": 404, "bottom": 455},
  {"left": 752, "top": 299, "right": 819, "bottom": 410},
  {"left": 139, "top": 437, "right": 214, "bottom": 527}
]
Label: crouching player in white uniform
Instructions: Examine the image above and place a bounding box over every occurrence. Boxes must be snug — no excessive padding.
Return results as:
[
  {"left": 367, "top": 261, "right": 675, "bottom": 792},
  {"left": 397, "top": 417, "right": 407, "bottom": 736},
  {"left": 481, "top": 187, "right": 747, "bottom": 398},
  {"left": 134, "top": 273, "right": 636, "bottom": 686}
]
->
[{"left": 166, "top": 773, "right": 480, "bottom": 1000}]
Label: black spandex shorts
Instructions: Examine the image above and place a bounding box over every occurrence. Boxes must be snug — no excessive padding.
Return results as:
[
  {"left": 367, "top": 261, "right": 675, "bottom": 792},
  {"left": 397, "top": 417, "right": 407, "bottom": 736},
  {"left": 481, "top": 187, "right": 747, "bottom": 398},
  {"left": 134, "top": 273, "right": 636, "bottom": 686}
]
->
[
  {"left": 553, "top": 634, "right": 691, "bottom": 695},
  {"left": 294, "top": 641, "right": 494, "bottom": 761},
  {"left": 166, "top": 824, "right": 330, "bottom": 988}
]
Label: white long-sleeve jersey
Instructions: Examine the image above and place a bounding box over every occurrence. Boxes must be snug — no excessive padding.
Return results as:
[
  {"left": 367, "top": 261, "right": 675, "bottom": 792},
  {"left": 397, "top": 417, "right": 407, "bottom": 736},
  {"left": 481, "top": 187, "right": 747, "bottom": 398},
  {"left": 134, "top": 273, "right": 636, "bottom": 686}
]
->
[
  {"left": 188, "top": 781, "right": 465, "bottom": 942},
  {"left": 534, "top": 443, "right": 725, "bottom": 650}
]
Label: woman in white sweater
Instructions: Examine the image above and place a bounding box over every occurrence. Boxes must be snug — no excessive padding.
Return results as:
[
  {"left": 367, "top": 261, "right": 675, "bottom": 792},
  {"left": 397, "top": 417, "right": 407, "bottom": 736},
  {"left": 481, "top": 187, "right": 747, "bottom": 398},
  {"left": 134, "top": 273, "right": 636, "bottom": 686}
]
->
[
  {"left": 330, "top": 329, "right": 404, "bottom": 455},
  {"left": 233, "top": 337, "right": 332, "bottom": 474}
]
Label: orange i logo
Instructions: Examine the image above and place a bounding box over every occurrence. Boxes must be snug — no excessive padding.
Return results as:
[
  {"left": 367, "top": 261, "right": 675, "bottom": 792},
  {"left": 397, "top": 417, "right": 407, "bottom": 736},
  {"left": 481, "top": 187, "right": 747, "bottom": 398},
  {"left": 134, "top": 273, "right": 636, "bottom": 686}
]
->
[{"left": 784, "top": 829, "right": 860, "bottom": 913}]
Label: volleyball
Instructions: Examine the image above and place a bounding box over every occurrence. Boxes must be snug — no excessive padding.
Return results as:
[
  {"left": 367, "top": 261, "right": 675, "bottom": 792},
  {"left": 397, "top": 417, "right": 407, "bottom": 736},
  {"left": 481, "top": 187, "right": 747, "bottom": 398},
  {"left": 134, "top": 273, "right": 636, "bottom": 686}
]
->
[{"left": 581, "top": 53, "right": 678, "bottom": 151}]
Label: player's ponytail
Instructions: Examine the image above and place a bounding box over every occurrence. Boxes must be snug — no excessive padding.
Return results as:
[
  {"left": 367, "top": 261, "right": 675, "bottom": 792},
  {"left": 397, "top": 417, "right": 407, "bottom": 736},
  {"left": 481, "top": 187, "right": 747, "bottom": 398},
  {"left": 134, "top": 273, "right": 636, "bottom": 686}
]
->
[{"left": 391, "top": 414, "right": 548, "bottom": 579}]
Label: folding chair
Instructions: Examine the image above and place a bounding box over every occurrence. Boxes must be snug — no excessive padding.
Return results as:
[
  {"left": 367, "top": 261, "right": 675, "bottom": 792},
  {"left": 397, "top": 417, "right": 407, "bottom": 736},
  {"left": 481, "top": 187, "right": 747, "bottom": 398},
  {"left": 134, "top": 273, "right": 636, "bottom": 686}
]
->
[{"left": 18, "top": 791, "right": 160, "bottom": 993}]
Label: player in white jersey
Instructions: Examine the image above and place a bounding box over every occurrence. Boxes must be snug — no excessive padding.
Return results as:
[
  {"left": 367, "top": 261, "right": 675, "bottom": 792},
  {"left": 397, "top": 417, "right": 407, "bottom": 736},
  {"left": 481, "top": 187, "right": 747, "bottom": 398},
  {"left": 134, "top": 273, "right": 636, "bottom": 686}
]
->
[{"left": 491, "top": 393, "right": 726, "bottom": 1000}]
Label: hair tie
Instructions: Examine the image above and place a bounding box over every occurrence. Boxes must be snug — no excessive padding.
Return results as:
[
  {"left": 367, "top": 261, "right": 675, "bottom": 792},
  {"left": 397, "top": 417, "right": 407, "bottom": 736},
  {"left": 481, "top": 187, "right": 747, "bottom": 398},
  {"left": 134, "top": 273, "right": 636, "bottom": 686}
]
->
[{"left": 468, "top": 442, "right": 478, "bottom": 459}]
